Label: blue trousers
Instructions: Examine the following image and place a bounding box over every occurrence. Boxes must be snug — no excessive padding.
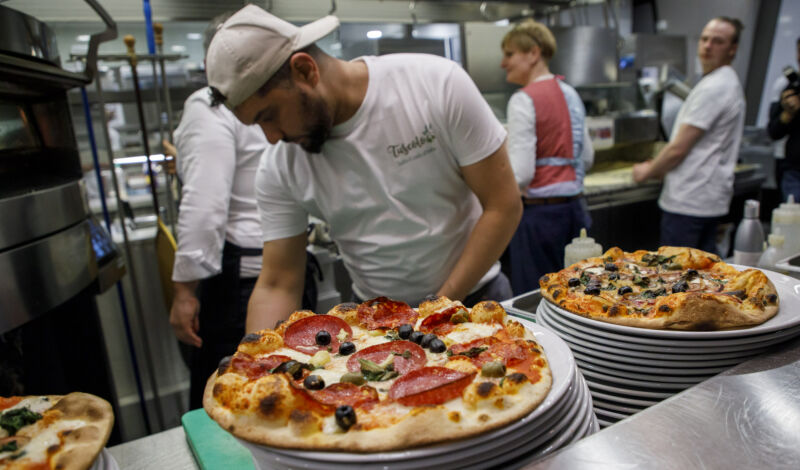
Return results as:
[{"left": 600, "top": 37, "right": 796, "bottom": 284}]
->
[
  {"left": 781, "top": 168, "right": 800, "bottom": 203},
  {"left": 659, "top": 210, "right": 720, "bottom": 255},
  {"left": 507, "top": 199, "right": 590, "bottom": 296}
]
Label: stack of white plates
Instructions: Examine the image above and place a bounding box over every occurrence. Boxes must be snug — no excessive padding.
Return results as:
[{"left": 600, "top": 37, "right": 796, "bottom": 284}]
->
[
  {"left": 536, "top": 268, "right": 800, "bottom": 428},
  {"left": 238, "top": 320, "right": 598, "bottom": 470}
]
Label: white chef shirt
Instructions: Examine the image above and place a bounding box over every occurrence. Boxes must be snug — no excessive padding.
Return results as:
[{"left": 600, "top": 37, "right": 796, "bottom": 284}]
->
[
  {"left": 658, "top": 65, "right": 745, "bottom": 217},
  {"left": 506, "top": 74, "right": 594, "bottom": 196},
  {"left": 255, "top": 54, "right": 506, "bottom": 305},
  {"left": 172, "top": 87, "right": 266, "bottom": 281}
]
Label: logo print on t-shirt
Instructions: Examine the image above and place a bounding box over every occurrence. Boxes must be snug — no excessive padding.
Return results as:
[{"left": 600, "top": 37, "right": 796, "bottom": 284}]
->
[{"left": 387, "top": 124, "right": 437, "bottom": 165}]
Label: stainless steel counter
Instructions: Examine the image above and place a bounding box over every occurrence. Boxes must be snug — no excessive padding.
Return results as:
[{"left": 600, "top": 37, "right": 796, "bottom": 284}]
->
[
  {"left": 525, "top": 335, "right": 800, "bottom": 469},
  {"left": 106, "top": 334, "right": 800, "bottom": 470}
]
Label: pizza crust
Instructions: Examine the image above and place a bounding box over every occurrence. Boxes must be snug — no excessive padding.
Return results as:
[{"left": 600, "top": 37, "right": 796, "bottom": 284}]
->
[
  {"left": 205, "top": 368, "right": 552, "bottom": 452},
  {"left": 5, "top": 392, "right": 114, "bottom": 470},
  {"left": 203, "top": 300, "right": 554, "bottom": 452},
  {"left": 541, "top": 246, "right": 780, "bottom": 331}
]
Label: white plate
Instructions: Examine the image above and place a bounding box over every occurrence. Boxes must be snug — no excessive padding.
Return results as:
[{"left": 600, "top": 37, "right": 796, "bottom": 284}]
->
[
  {"left": 579, "top": 367, "right": 694, "bottom": 390},
  {"left": 576, "top": 359, "right": 711, "bottom": 384},
  {"left": 590, "top": 397, "right": 645, "bottom": 414},
  {"left": 538, "top": 313, "right": 776, "bottom": 362},
  {"left": 593, "top": 406, "right": 629, "bottom": 421},
  {"left": 571, "top": 350, "right": 732, "bottom": 376},
  {"left": 541, "top": 302, "right": 800, "bottom": 349},
  {"left": 583, "top": 375, "right": 676, "bottom": 399},
  {"left": 542, "top": 266, "right": 800, "bottom": 339},
  {"left": 597, "top": 418, "right": 616, "bottom": 428},
  {"left": 249, "top": 320, "right": 577, "bottom": 466},
  {"left": 588, "top": 388, "right": 660, "bottom": 407},
  {"left": 460, "top": 375, "right": 593, "bottom": 470},
  {"left": 89, "top": 449, "right": 119, "bottom": 470}
]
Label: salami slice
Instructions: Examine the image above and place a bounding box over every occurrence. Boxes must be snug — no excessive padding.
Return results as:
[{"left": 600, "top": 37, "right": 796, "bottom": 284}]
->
[
  {"left": 306, "top": 383, "right": 379, "bottom": 410},
  {"left": 346, "top": 340, "right": 426, "bottom": 375},
  {"left": 418, "top": 305, "right": 465, "bottom": 335},
  {"left": 389, "top": 367, "right": 476, "bottom": 406},
  {"left": 357, "top": 297, "right": 419, "bottom": 330},
  {"left": 230, "top": 354, "right": 291, "bottom": 380},
  {"left": 284, "top": 315, "right": 353, "bottom": 355}
]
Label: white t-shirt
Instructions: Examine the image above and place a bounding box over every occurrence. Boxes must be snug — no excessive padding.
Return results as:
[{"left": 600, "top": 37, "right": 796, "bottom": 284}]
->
[
  {"left": 659, "top": 65, "right": 745, "bottom": 217},
  {"left": 255, "top": 54, "right": 507, "bottom": 305},
  {"left": 172, "top": 87, "right": 266, "bottom": 281}
]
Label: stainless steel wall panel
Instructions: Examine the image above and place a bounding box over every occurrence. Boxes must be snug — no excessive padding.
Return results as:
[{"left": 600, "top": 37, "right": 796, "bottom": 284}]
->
[
  {"left": 548, "top": 26, "right": 618, "bottom": 86},
  {"left": 0, "top": 181, "right": 89, "bottom": 252},
  {"left": 0, "top": 219, "right": 98, "bottom": 334}
]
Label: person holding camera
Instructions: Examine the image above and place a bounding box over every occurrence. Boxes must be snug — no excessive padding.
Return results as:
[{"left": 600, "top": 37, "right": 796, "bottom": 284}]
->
[
  {"left": 633, "top": 17, "right": 745, "bottom": 254},
  {"left": 767, "top": 37, "right": 800, "bottom": 202}
]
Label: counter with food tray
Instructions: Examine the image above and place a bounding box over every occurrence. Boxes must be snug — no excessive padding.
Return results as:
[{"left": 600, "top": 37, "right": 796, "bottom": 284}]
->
[{"left": 104, "top": 252, "right": 800, "bottom": 469}]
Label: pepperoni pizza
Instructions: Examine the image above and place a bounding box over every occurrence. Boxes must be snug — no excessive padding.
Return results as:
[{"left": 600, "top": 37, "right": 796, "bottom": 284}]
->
[
  {"left": 540, "top": 246, "right": 780, "bottom": 330},
  {"left": 203, "top": 296, "right": 552, "bottom": 451}
]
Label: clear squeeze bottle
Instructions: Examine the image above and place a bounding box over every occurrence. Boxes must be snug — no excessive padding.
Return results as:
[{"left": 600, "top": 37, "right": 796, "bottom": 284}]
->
[
  {"left": 563, "top": 228, "right": 603, "bottom": 268},
  {"left": 733, "top": 199, "right": 765, "bottom": 267}
]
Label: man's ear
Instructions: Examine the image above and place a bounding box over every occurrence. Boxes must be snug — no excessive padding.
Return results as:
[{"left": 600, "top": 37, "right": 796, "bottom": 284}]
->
[{"left": 289, "top": 53, "right": 320, "bottom": 87}]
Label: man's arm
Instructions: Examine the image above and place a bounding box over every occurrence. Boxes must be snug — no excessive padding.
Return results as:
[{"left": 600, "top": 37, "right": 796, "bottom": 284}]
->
[
  {"left": 436, "top": 142, "right": 522, "bottom": 301},
  {"left": 170, "top": 280, "right": 201, "bottom": 347},
  {"left": 632, "top": 124, "right": 705, "bottom": 182},
  {"left": 246, "top": 233, "right": 307, "bottom": 333}
]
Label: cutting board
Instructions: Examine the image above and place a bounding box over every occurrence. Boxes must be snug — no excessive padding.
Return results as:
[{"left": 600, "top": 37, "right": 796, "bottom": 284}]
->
[{"left": 181, "top": 409, "right": 255, "bottom": 470}]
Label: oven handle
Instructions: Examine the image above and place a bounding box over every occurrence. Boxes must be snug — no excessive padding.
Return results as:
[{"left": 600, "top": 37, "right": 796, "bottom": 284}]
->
[{"left": 82, "top": 0, "right": 118, "bottom": 82}]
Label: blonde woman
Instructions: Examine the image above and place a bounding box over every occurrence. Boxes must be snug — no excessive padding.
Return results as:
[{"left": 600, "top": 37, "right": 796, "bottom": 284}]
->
[{"left": 500, "top": 19, "right": 593, "bottom": 294}]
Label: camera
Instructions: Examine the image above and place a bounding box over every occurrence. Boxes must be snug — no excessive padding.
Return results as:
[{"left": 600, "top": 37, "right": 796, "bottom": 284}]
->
[{"left": 783, "top": 66, "right": 800, "bottom": 94}]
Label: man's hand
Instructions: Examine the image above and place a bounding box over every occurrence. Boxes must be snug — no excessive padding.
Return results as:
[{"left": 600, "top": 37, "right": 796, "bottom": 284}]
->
[
  {"left": 780, "top": 89, "right": 800, "bottom": 123},
  {"left": 170, "top": 281, "right": 202, "bottom": 347},
  {"left": 632, "top": 160, "right": 653, "bottom": 183},
  {"left": 162, "top": 139, "right": 178, "bottom": 175}
]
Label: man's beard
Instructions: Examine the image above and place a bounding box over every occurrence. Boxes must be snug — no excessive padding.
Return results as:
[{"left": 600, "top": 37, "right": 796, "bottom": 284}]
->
[{"left": 290, "top": 90, "right": 333, "bottom": 154}]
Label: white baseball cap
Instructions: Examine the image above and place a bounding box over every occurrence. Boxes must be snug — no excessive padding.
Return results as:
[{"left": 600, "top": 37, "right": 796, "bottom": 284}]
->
[{"left": 206, "top": 4, "right": 339, "bottom": 109}]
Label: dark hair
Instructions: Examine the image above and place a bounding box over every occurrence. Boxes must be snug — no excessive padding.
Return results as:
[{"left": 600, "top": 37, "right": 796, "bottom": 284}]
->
[
  {"left": 208, "top": 44, "right": 326, "bottom": 108},
  {"left": 713, "top": 16, "right": 744, "bottom": 45}
]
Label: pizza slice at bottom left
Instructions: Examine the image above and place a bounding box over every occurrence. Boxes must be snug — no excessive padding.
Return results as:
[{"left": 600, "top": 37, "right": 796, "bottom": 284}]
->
[{"left": 0, "top": 392, "right": 114, "bottom": 470}]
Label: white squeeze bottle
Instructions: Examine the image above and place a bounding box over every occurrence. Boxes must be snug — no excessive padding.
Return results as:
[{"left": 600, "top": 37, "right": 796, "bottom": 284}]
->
[
  {"left": 758, "top": 229, "right": 786, "bottom": 273},
  {"left": 564, "top": 228, "right": 603, "bottom": 268},
  {"left": 771, "top": 195, "right": 800, "bottom": 256}
]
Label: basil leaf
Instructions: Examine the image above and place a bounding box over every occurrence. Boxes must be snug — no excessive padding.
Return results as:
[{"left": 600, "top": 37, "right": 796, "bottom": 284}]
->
[
  {"left": 0, "top": 408, "right": 42, "bottom": 436},
  {"left": 451, "top": 346, "right": 488, "bottom": 358},
  {"left": 0, "top": 441, "right": 18, "bottom": 452}
]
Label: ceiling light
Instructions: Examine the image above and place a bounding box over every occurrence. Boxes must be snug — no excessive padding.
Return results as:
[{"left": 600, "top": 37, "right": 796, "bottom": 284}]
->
[
  {"left": 187, "top": 33, "right": 202, "bottom": 40},
  {"left": 171, "top": 45, "right": 187, "bottom": 52},
  {"left": 366, "top": 30, "right": 382, "bottom": 39},
  {"left": 76, "top": 35, "right": 90, "bottom": 42}
]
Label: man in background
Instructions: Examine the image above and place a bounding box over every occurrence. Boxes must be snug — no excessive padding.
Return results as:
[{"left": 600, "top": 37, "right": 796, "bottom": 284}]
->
[
  {"left": 169, "top": 12, "right": 270, "bottom": 409},
  {"left": 633, "top": 17, "right": 746, "bottom": 254},
  {"left": 767, "top": 37, "right": 800, "bottom": 202}
]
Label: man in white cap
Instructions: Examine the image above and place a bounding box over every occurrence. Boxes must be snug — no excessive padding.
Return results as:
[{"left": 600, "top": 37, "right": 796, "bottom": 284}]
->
[{"left": 206, "top": 4, "right": 522, "bottom": 332}]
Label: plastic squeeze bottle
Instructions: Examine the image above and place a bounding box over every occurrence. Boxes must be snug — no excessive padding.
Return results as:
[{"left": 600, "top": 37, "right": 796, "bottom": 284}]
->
[
  {"left": 758, "top": 229, "right": 786, "bottom": 273},
  {"left": 733, "top": 200, "right": 765, "bottom": 267},
  {"left": 564, "top": 228, "right": 603, "bottom": 268},
  {"left": 770, "top": 195, "right": 800, "bottom": 256}
]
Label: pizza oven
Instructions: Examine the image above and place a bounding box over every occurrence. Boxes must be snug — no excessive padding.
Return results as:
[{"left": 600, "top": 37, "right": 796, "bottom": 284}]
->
[{"left": 0, "top": 1, "right": 123, "bottom": 443}]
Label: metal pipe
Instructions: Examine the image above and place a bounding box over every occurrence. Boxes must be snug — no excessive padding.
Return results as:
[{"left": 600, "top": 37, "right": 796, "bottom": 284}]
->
[
  {"left": 122, "top": 33, "right": 167, "bottom": 431},
  {"left": 123, "top": 35, "right": 160, "bottom": 214},
  {"left": 80, "top": 86, "right": 153, "bottom": 436},
  {"left": 153, "top": 22, "right": 178, "bottom": 235}
]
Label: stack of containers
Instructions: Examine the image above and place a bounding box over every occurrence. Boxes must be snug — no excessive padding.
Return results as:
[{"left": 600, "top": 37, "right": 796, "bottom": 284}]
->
[{"left": 771, "top": 195, "right": 800, "bottom": 257}]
